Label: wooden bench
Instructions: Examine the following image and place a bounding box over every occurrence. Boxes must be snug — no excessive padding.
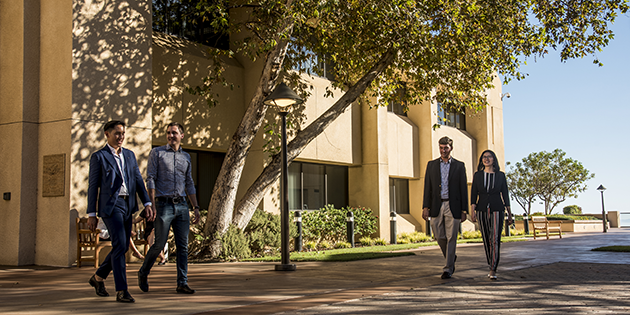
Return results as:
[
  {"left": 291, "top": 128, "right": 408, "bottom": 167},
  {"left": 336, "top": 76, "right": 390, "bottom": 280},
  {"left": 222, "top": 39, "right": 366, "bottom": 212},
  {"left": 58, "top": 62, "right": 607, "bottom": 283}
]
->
[
  {"left": 531, "top": 216, "right": 562, "bottom": 239},
  {"left": 76, "top": 217, "right": 111, "bottom": 268},
  {"left": 76, "top": 217, "right": 149, "bottom": 268}
]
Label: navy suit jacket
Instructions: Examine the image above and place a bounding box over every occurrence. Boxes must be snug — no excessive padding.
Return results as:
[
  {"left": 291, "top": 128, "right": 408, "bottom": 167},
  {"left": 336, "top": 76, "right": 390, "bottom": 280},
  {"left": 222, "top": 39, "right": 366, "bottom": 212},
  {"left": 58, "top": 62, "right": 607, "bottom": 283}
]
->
[
  {"left": 87, "top": 146, "right": 150, "bottom": 218},
  {"left": 422, "top": 157, "right": 469, "bottom": 219}
]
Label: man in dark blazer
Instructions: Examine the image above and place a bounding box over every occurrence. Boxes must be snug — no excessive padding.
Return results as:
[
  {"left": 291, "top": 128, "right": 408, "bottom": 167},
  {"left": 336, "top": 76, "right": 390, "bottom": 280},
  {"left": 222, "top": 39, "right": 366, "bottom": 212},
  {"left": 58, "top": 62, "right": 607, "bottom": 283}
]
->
[
  {"left": 86, "top": 120, "right": 154, "bottom": 303},
  {"left": 422, "top": 136, "right": 468, "bottom": 279}
]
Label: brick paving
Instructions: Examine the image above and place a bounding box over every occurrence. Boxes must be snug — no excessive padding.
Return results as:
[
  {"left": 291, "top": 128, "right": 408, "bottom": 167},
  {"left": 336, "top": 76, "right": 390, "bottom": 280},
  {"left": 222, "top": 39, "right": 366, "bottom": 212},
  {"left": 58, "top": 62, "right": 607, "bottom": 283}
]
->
[
  {"left": 1, "top": 229, "right": 629, "bottom": 315},
  {"left": 282, "top": 262, "right": 630, "bottom": 314}
]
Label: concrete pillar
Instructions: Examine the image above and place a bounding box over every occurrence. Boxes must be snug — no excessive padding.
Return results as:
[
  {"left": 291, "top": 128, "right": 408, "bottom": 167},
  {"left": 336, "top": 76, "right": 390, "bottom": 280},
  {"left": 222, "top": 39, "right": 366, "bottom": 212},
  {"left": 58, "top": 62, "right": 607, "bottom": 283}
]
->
[
  {"left": 0, "top": 0, "right": 41, "bottom": 266},
  {"left": 349, "top": 103, "right": 390, "bottom": 240}
]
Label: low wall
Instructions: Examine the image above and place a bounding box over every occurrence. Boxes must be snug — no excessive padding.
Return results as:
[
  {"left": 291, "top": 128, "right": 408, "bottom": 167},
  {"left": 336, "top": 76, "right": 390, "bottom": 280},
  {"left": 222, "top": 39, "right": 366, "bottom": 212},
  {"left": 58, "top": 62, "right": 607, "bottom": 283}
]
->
[
  {"left": 584, "top": 211, "right": 619, "bottom": 228},
  {"left": 515, "top": 220, "right": 610, "bottom": 233}
]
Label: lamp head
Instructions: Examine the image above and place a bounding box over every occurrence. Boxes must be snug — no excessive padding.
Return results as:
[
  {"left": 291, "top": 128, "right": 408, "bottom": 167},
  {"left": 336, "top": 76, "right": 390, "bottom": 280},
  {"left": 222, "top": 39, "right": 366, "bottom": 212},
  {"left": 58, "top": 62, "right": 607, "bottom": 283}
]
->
[
  {"left": 597, "top": 184, "right": 606, "bottom": 192},
  {"left": 263, "top": 82, "right": 303, "bottom": 113}
]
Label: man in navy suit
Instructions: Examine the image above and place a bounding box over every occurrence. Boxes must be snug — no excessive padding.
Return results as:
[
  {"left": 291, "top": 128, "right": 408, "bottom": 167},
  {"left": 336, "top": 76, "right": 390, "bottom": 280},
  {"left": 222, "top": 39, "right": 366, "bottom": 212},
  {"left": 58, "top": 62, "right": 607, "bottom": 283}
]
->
[
  {"left": 422, "top": 136, "right": 468, "bottom": 279},
  {"left": 86, "top": 120, "right": 155, "bottom": 303}
]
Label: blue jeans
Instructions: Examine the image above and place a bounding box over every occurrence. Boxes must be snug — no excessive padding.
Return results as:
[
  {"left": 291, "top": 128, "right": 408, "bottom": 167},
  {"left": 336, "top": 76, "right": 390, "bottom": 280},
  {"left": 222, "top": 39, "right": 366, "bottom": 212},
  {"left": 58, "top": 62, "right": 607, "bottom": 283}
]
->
[{"left": 139, "top": 199, "right": 190, "bottom": 286}]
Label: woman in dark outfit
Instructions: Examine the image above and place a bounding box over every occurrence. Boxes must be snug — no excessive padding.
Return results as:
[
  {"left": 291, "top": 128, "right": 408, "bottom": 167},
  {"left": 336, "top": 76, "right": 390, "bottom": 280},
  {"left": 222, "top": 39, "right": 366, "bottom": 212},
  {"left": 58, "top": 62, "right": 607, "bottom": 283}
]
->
[{"left": 470, "top": 150, "right": 513, "bottom": 280}]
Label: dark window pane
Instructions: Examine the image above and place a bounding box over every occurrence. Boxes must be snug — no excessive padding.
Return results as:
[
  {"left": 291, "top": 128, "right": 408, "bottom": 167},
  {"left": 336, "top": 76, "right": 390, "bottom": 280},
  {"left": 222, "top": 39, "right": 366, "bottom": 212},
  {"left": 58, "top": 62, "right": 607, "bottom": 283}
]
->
[
  {"left": 390, "top": 178, "right": 409, "bottom": 214},
  {"left": 302, "top": 164, "right": 325, "bottom": 210},
  {"left": 192, "top": 150, "right": 225, "bottom": 210},
  {"left": 437, "top": 102, "right": 466, "bottom": 130},
  {"left": 152, "top": 0, "right": 229, "bottom": 50},
  {"left": 288, "top": 163, "right": 302, "bottom": 210},
  {"left": 387, "top": 85, "right": 408, "bottom": 116},
  {"left": 287, "top": 162, "right": 348, "bottom": 211},
  {"left": 326, "top": 165, "right": 348, "bottom": 209}
]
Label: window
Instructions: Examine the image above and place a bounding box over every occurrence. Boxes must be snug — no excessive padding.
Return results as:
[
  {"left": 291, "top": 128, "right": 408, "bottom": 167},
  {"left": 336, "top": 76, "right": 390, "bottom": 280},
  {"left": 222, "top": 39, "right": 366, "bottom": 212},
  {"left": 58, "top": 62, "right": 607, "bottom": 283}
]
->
[
  {"left": 153, "top": 0, "right": 229, "bottom": 50},
  {"left": 437, "top": 103, "right": 466, "bottom": 130},
  {"left": 387, "top": 86, "right": 408, "bottom": 116},
  {"left": 389, "top": 178, "right": 410, "bottom": 214},
  {"left": 289, "top": 37, "right": 336, "bottom": 81},
  {"left": 288, "top": 162, "right": 348, "bottom": 210},
  {"left": 185, "top": 149, "right": 225, "bottom": 210}
]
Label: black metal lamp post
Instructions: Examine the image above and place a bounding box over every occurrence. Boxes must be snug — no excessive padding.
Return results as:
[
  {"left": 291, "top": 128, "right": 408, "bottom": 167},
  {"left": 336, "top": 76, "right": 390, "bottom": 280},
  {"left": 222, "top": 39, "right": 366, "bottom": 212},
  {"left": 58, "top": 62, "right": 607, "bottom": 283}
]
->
[
  {"left": 264, "top": 82, "right": 303, "bottom": 271},
  {"left": 597, "top": 184, "right": 608, "bottom": 233}
]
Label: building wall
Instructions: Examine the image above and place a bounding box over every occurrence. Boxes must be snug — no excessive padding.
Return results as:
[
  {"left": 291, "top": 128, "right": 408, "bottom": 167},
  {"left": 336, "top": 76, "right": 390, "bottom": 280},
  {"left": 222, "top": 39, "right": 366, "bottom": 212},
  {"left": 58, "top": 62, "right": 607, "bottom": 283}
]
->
[
  {"left": 0, "top": 0, "right": 74, "bottom": 266},
  {"left": 0, "top": 0, "right": 153, "bottom": 266},
  {"left": 71, "top": 0, "right": 154, "bottom": 221},
  {"left": 1, "top": 0, "right": 507, "bottom": 266}
]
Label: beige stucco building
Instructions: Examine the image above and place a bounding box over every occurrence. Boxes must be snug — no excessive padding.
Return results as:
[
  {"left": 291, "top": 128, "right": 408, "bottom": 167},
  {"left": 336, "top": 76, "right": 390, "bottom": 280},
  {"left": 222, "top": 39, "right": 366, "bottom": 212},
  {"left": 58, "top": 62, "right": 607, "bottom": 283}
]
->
[{"left": 0, "top": 0, "right": 506, "bottom": 267}]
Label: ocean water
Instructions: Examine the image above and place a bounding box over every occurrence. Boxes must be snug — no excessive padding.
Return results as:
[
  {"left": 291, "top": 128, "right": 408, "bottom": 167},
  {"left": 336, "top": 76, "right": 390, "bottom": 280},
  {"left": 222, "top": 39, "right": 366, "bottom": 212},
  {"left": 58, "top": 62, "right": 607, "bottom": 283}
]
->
[{"left": 620, "top": 213, "right": 630, "bottom": 227}]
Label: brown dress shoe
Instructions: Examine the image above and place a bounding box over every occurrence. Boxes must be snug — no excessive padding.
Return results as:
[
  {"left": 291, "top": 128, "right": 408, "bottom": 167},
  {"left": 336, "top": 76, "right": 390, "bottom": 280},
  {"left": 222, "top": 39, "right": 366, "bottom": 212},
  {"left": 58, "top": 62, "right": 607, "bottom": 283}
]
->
[{"left": 176, "top": 284, "right": 196, "bottom": 294}]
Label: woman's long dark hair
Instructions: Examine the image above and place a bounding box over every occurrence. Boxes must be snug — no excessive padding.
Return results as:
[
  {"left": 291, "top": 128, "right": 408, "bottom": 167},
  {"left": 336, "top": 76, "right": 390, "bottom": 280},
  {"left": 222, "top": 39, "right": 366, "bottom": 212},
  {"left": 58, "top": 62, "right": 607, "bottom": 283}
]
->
[{"left": 477, "top": 150, "right": 500, "bottom": 172}]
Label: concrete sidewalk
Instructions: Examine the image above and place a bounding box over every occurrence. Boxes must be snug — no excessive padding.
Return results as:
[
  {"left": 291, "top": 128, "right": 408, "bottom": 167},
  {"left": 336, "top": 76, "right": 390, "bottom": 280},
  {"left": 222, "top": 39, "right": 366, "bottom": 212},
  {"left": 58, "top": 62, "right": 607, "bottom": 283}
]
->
[{"left": 1, "top": 229, "right": 629, "bottom": 315}]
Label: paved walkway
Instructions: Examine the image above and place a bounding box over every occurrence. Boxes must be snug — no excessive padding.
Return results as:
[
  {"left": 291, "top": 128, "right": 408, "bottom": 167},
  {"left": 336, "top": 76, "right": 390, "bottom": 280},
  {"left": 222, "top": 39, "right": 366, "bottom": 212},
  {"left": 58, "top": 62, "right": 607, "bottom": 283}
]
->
[{"left": 1, "top": 229, "right": 629, "bottom": 314}]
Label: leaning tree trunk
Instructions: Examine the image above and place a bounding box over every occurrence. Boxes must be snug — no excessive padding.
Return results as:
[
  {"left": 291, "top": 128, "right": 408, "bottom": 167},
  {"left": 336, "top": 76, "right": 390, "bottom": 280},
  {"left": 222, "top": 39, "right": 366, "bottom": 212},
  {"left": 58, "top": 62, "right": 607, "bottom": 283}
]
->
[
  {"left": 232, "top": 48, "right": 397, "bottom": 230},
  {"left": 203, "top": 20, "right": 295, "bottom": 258}
]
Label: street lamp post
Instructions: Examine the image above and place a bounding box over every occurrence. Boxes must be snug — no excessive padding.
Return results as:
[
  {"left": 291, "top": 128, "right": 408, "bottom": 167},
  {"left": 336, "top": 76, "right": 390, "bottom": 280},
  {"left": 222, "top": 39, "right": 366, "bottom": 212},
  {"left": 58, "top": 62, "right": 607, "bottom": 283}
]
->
[
  {"left": 263, "top": 82, "right": 303, "bottom": 271},
  {"left": 597, "top": 184, "right": 607, "bottom": 233}
]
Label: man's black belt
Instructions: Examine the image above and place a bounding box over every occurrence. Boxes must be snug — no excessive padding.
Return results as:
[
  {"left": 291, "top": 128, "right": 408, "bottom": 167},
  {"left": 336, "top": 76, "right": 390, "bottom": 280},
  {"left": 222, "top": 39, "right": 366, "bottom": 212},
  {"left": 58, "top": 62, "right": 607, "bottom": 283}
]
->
[
  {"left": 441, "top": 198, "right": 449, "bottom": 202},
  {"left": 156, "top": 196, "right": 184, "bottom": 204},
  {"left": 119, "top": 195, "right": 129, "bottom": 201}
]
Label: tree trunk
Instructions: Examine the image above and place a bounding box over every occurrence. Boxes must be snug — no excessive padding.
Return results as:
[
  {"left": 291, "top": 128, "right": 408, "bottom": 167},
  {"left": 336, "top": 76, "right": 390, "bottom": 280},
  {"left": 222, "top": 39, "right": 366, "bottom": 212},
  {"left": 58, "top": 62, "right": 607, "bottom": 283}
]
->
[
  {"left": 203, "top": 20, "right": 294, "bottom": 258},
  {"left": 232, "top": 48, "right": 397, "bottom": 230}
]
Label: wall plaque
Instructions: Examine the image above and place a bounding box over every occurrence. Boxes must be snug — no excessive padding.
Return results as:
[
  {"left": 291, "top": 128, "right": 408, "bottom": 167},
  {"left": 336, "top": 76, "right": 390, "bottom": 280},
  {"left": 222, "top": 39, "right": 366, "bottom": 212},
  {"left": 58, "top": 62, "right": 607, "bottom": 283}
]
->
[{"left": 43, "top": 154, "right": 65, "bottom": 197}]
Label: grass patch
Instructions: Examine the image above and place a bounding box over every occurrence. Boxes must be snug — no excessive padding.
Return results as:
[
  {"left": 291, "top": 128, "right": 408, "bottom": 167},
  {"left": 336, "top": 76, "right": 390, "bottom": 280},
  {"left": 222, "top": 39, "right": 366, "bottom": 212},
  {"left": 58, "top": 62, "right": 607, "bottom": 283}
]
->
[
  {"left": 591, "top": 246, "right": 630, "bottom": 252},
  {"left": 243, "top": 235, "right": 530, "bottom": 262}
]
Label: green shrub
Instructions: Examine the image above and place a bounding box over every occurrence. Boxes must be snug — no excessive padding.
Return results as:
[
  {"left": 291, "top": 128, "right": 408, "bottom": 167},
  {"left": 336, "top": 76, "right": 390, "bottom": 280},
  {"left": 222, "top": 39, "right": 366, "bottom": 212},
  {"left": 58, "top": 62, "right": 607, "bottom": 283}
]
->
[
  {"left": 319, "top": 240, "right": 332, "bottom": 249},
  {"left": 302, "top": 205, "right": 378, "bottom": 244},
  {"left": 359, "top": 236, "right": 373, "bottom": 246},
  {"left": 350, "top": 206, "right": 378, "bottom": 238},
  {"left": 398, "top": 232, "right": 431, "bottom": 244},
  {"left": 563, "top": 205, "right": 583, "bottom": 215},
  {"left": 373, "top": 238, "right": 387, "bottom": 245},
  {"left": 547, "top": 214, "right": 599, "bottom": 220},
  {"left": 245, "top": 209, "right": 281, "bottom": 256},
  {"left": 304, "top": 241, "right": 317, "bottom": 251},
  {"left": 462, "top": 230, "right": 481, "bottom": 239},
  {"left": 220, "top": 224, "right": 251, "bottom": 260},
  {"left": 511, "top": 229, "right": 525, "bottom": 236},
  {"left": 397, "top": 238, "right": 410, "bottom": 244},
  {"left": 334, "top": 241, "right": 352, "bottom": 249}
]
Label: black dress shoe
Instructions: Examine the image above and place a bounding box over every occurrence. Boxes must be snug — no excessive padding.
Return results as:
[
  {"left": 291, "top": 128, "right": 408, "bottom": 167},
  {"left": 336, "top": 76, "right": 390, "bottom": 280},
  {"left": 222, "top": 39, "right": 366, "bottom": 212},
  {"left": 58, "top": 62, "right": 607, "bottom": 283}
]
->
[
  {"left": 88, "top": 275, "right": 109, "bottom": 297},
  {"left": 176, "top": 284, "right": 196, "bottom": 294},
  {"left": 138, "top": 271, "right": 149, "bottom": 292},
  {"left": 116, "top": 290, "right": 135, "bottom": 303},
  {"left": 441, "top": 272, "right": 452, "bottom": 279}
]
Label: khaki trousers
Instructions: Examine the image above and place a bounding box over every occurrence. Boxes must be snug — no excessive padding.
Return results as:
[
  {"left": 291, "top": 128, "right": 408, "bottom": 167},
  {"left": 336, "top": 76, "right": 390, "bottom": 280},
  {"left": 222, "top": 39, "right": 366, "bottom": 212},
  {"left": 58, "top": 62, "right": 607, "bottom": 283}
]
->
[{"left": 430, "top": 201, "right": 460, "bottom": 274}]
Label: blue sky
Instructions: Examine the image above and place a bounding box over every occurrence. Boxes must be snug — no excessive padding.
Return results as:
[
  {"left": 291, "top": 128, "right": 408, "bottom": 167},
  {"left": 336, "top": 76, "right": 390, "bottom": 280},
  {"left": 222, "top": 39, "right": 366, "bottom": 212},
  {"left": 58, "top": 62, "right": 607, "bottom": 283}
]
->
[{"left": 501, "top": 14, "right": 630, "bottom": 215}]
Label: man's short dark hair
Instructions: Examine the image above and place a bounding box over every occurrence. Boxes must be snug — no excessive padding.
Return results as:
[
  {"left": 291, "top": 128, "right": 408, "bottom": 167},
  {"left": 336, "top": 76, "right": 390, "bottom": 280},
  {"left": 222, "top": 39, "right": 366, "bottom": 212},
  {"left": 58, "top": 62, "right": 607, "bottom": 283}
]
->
[
  {"left": 167, "top": 122, "right": 185, "bottom": 134},
  {"left": 103, "top": 120, "right": 126, "bottom": 132},
  {"left": 438, "top": 136, "right": 453, "bottom": 148}
]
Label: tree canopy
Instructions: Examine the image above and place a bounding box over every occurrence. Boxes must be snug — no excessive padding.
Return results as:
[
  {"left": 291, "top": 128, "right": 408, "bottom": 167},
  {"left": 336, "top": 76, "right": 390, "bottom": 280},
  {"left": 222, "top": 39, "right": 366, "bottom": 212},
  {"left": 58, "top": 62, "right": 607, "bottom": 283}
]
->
[
  {"left": 507, "top": 149, "right": 595, "bottom": 215},
  {"left": 153, "top": 0, "right": 627, "bottom": 257}
]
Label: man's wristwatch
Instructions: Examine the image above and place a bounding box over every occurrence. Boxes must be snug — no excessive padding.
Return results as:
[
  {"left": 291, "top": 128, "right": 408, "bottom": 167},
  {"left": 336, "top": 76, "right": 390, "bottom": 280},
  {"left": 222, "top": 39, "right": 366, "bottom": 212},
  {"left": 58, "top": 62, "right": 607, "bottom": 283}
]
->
[{"left": 193, "top": 206, "right": 200, "bottom": 210}]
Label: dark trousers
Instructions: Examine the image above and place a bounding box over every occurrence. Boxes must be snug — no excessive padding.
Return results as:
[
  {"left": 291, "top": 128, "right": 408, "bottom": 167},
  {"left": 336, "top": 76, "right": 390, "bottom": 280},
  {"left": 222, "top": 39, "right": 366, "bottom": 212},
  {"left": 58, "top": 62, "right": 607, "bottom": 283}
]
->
[
  {"left": 95, "top": 197, "right": 132, "bottom": 291},
  {"left": 477, "top": 210, "right": 504, "bottom": 271}
]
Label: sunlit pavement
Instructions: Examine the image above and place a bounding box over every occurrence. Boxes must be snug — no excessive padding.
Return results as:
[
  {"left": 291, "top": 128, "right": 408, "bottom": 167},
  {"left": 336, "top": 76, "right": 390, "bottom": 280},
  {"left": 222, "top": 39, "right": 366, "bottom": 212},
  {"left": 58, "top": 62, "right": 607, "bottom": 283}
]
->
[{"left": 1, "top": 229, "right": 629, "bottom": 315}]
